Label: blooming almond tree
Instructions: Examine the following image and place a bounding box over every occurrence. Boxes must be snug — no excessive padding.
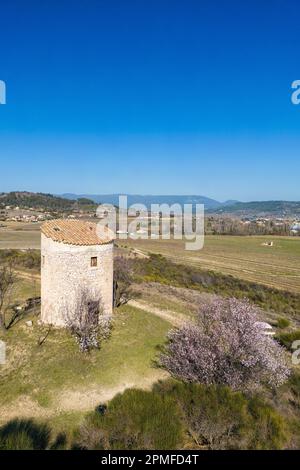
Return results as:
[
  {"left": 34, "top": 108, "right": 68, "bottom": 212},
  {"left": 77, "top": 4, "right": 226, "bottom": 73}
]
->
[{"left": 160, "top": 298, "right": 290, "bottom": 391}]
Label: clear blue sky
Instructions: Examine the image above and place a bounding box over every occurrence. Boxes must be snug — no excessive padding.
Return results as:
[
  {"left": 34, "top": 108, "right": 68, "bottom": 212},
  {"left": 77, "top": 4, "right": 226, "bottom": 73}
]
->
[{"left": 0, "top": 0, "right": 299, "bottom": 201}]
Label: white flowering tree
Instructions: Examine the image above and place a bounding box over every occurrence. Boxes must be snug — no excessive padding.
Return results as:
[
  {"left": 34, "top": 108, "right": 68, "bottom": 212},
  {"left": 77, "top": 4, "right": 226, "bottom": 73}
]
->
[{"left": 160, "top": 298, "right": 290, "bottom": 391}]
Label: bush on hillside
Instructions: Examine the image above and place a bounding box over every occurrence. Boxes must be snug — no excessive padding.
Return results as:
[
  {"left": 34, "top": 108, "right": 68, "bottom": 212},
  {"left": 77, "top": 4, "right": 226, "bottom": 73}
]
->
[
  {"left": 247, "top": 396, "right": 287, "bottom": 449},
  {"left": 154, "top": 380, "right": 287, "bottom": 450},
  {"left": 277, "top": 330, "right": 300, "bottom": 351},
  {"left": 276, "top": 317, "right": 290, "bottom": 329},
  {"left": 75, "top": 388, "right": 183, "bottom": 450},
  {"left": 0, "top": 249, "right": 40, "bottom": 270},
  {"left": 0, "top": 383, "right": 288, "bottom": 451},
  {"left": 288, "top": 373, "right": 300, "bottom": 405},
  {"left": 0, "top": 419, "right": 51, "bottom": 450}
]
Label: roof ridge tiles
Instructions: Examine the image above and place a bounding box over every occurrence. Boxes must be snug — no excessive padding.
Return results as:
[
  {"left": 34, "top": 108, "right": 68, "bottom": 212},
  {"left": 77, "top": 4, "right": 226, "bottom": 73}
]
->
[{"left": 41, "top": 219, "right": 115, "bottom": 246}]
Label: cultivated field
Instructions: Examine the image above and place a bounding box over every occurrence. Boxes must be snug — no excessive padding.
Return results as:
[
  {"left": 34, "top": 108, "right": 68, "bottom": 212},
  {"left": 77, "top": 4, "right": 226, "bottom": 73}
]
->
[
  {"left": 0, "top": 222, "right": 41, "bottom": 249},
  {"left": 122, "top": 235, "right": 300, "bottom": 293}
]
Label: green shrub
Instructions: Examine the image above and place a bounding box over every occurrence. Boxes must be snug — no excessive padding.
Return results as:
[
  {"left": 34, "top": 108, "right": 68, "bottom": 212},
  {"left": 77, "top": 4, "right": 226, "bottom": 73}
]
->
[
  {"left": 247, "top": 397, "right": 287, "bottom": 450},
  {"left": 287, "top": 373, "right": 300, "bottom": 408},
  {"left": 154, "top": 380, "right": 287, "bottom": 450},
  {"left": 0, "top": 249, "right": 41, "bottom": 270},
  {"left": 154, "top": 381, "right": 249, "bottom": 449},
  {"left": 0, "top": 419, "right": 51, "bottom": 450},
  {"left": 49, "top": 432, "right": 67, "bottom": 450},
  {"left": 277, "top": 317, "right": 290, "bottom": 329},
  {"left": 277, "top": 330, "right": 300, "bottom": 351},
  {"left": 75, "top": 388, "right": 183, "bottom": 450},
  {"left": 286, "top": 418, "right": 300, "bottom": 449}
]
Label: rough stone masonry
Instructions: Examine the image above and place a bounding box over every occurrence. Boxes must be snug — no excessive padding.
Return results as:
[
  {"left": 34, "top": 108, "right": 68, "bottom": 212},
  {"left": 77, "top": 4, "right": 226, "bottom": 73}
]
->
[{"left": 41, "top": 219, "right": 114, "bottom": 326}]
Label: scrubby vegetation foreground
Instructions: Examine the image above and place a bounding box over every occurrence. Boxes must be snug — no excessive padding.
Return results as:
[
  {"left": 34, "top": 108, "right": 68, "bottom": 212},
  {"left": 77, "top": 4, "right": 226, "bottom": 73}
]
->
[
  {"left": 1, "top": 250, "right": 300, "bottom": 450},
  {"left": 0, "top": 380, "right": 295, "bottom": 450}
]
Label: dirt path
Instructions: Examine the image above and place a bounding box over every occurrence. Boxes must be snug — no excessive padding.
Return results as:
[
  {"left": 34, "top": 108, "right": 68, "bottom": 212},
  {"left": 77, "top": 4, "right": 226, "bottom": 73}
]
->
[
  {"left": 56, "top": 373, "right": 168, "bottom": 412},
  {"left": 128, "top": 299, "right": 186, "bottom": 327},
  {"left": 0, "top": 371, "right": 168, "bottom": 424}
]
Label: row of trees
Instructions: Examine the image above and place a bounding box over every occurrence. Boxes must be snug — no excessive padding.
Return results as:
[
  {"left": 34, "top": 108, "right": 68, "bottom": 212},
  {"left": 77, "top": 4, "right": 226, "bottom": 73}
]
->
[
  {"left": 205, "top": 217, "right": 294, "bottom": 236},
  {"left": 127, "top": 216, "right": 295, "bottom": 237}
]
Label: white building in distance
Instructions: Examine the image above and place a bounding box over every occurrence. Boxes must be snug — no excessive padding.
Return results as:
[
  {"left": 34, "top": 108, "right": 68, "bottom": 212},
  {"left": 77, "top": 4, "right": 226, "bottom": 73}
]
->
[{"left": 41, "top": 219, "right": 114, "bottom": 326}]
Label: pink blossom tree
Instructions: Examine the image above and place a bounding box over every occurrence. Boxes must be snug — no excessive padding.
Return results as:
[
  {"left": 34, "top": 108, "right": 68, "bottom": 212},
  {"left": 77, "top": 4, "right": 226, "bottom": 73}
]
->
[{"left": 160, "top": 298, "right": 290, "bottom": 391}]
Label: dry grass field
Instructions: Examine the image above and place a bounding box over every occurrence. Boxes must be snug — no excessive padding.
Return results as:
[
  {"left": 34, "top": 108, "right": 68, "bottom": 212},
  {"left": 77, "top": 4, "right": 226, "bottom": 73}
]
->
[{"left": 0, "top": 222, "right": 41, "bottom": 249}]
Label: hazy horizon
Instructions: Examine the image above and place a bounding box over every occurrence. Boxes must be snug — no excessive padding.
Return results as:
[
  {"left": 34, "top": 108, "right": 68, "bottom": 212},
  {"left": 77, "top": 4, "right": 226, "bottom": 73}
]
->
[
  {"left": 1, "top": 1, "right": 300, "bottom": 200},
  {"left": 2, "top": 189, "right": 300, "bottom": 204}
]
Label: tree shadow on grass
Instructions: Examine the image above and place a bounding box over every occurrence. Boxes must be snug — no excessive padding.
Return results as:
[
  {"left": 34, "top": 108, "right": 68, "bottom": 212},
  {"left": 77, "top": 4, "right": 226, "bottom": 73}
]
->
[{"left": 0, "top": 418, "right": 51, "bottom": 450}]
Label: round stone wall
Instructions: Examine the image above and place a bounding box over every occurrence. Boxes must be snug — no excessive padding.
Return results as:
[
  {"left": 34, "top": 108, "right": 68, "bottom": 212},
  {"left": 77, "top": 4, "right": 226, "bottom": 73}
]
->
[{"left": 41, "top": 233, "right": 114, "bottom": 326}]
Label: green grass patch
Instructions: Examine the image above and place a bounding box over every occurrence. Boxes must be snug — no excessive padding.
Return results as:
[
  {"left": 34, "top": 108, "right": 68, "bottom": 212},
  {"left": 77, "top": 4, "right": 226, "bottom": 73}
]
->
[
  {"left": 276, "top": 317, "right": 290, "bottom": 329},
  {"left": 0, "top": 305, "right": 170, "bottom": 412},
  {"left": 277, "top": 330, "right": 300, "bottom": 351}
]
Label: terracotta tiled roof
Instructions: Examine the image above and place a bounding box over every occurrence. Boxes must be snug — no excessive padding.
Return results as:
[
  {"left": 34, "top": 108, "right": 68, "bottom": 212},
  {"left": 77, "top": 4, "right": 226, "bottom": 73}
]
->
[{"left": 41, "top": 219, "right": 115, "bottom": 246}]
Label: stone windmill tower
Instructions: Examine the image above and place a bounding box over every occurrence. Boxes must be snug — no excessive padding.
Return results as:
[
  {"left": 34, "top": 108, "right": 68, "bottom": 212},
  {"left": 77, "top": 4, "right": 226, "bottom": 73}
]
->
[{"left": 41, "top": 219, "right": 114, "bottom": 326}]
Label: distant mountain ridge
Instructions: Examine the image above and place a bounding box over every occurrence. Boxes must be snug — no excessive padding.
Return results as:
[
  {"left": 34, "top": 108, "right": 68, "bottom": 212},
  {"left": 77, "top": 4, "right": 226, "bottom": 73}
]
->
[
  {"left": 1, "top": 192, "right": 299, "bottom": 217},
  {"left": 210, "top": 200, "right": 300, "bottom": 217},
  {"left": 61, "top": 193, "right": 224, "bottom": 210},
  {"left": 62, "top": 194, "right": 300, "bottom": 217}
]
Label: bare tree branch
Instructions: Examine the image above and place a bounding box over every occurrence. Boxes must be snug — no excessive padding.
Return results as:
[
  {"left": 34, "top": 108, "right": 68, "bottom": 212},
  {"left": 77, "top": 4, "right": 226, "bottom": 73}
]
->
[
  {"left": 0, "top": 263, "right": 17, "bottom": 331},
  {"left": 64, "top": 288, "right": 112, "bottom": 352}
]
